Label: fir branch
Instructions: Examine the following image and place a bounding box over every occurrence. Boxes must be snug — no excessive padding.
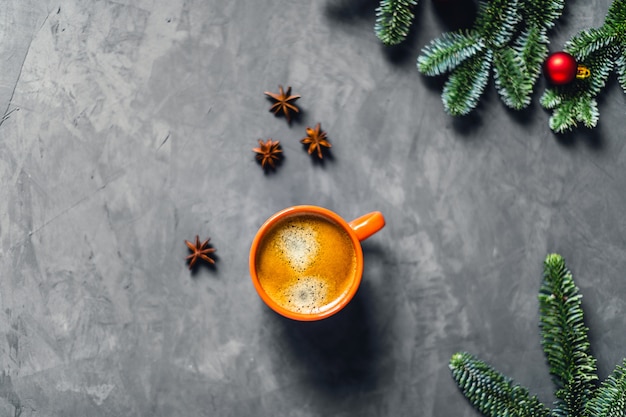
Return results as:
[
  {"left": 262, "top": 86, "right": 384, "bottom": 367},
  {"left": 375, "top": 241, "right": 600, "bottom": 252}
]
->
[
  {"left": 547, "top": 95, "right": 598, "bottom": 133},
  {"left": 520, "top": 0, "right": 564, "bottom": 29},
  {"left": 450, "top": 352, "right": 551, "bottom": 417},
  {"left": 574, "top": 94, "right": 600, "bottom": 128},
  {"left": 565, "top": 27, "right": 616, "bottom": 60},
  {"left": 540, "top": 87, "right": 562, "bottom": 109},
  {"left": 450, "top": 253, "right": 626, "bottom": 417},
  {"left": 417, "top": 31, "right": 485, "bottom": 76},
  {"left": 587, "top": 359, "right": 626, "bottom": 417},
  {"left": 539, "top": 253, "right": 597, "bottom": 416},
  {"left": 541, "top": 0, "right": 626, "bottom": 132},
  {"left": 475, "top": 0, "right": 521, "bottom": 48},
  {"left": 581, "top": 48, "right": 616, "bottom": 96},
  {"left": 493, "top": 46, "right": 533, "bottom": 109},
  {"left": 616, "top": 53, "right": 626, "bottom": 91},
  {"left": 605, "top": 0, "right": 626, "bottom": 28},
  {"left": 374, "top": 0, "right": 418, "bottom": 46},
  {"left": 543, "top": 48, "right": 611, "bottom": 132},
  {"left": 442, "top": 50, "right": 492, "bottom": 115},
  {"left": 418, "top": 0, "right": 562, "bottom": 115},
  {"left": 514, "top": 26, "right": 549, "bottom": 80}
]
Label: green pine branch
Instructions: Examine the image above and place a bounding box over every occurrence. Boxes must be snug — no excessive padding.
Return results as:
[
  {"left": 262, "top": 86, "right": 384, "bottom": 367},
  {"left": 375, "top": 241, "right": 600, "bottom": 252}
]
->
[
  {"left": 541, "top": 0, "right": 626, "bottom": 133},
  {"left": 493, "top": 46, "right": 534, "bottom": 108},
  {"left": 443, "top": 50, "right": 493, "bottom": 115},
  {"left": 374, "top": 0, "right": 418, "bottom": 46},
  {"left": 514, "top": 26, "right": 549, "bottom": 82},
  {"left": 449, "top": 352, "right": 551, "bottom": 417},
  {"left": 475, "top": 0, "right": 521, "bottom": 48},
  {"left": 520, "top": 0, "right": 564, "bottom": 29},
  {"left": 418, "top": 0, "right": 564, "bottom": 115},
  {"left": 450, "top": 253, "right": 626, "bottom": 417},
  {"left": 616, "top": 54, "right": 626, "bottom": 89},
  {"left": 539, "top": 253, "right": 597, "bottom": 416},
  {"left": 587, "top": 360, "right": 626, "bottom": 417},
  {"left": 418, "top": 31, "right": 485, "bottom": 76}
]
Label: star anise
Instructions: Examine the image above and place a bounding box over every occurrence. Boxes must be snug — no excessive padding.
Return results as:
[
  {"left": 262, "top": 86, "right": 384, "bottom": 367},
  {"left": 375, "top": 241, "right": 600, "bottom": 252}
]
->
[
  {"left": 301, "top": 123, "right": 331, "bottom": 158},
  {"left": 185, "top": 235, "right": 216, "bottom": 269},
  {"left": 253, "top": 139, "right": 282, "bottom": 169},
  {"left": 264, "top": 85, "right": 300, "bottom": 123}
]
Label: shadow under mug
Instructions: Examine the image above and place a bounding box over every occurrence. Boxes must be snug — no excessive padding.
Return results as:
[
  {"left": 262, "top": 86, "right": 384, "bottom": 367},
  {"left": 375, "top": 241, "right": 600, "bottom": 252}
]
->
[{"left": 249, "top": 205, "right": 385, "bottom": 321}]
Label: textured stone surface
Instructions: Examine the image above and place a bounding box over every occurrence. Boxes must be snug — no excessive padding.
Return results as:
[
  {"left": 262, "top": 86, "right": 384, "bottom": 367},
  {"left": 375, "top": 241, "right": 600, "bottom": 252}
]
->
[{"left": 1, "top": 0, "right": 625, "bottom": 415}]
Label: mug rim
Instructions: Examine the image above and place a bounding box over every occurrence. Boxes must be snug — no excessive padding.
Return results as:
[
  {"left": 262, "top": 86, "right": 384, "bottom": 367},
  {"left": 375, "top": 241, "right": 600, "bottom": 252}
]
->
[{"left": 249, "top": 205, "right": 364, "bottom": 321}]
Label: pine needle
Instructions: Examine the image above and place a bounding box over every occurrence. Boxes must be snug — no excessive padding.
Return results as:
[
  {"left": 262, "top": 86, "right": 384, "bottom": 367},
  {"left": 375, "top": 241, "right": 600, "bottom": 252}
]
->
[
  {"left": 443, "top": 51, "right": 492, "bottom": 115},
  {"left": 417, "top": 31, "right": 485, "bottom": 76},
  {"left": 374, "top": 0, "right": 417, "bottom": 46}
]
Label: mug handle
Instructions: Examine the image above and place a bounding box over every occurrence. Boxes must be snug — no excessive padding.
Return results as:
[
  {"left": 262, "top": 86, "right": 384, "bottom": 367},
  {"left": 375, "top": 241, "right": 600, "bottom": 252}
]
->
[{"left": 348, "top": 211, "right": 385, "bottom": 241}]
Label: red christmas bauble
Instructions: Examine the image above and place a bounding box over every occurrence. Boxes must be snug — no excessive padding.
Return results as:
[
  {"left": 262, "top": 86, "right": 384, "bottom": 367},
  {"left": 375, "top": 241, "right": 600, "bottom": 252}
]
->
[{"left": 544, "top": 52, "right": 578, "bottom": 85}]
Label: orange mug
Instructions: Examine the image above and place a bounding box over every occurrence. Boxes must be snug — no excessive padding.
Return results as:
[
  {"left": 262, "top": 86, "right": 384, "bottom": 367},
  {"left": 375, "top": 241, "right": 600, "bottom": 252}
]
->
[{"left": 249, "top": 205, "right": 385, "bottom": 321}]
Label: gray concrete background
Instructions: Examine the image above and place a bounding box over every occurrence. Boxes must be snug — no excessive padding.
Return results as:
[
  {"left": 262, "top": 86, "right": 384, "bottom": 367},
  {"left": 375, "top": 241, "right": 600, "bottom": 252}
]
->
[{"left": 1, "top": 0, "right": 625, "bottom": 416}]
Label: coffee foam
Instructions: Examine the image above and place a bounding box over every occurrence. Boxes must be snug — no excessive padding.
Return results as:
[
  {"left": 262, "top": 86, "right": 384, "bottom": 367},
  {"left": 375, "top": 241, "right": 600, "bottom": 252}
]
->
[
  {"left": 282, "top": 276, "right": 328, "bottom": 314},
  {"left": 276, "top": 224, "right": 319, "bottom": 272}
]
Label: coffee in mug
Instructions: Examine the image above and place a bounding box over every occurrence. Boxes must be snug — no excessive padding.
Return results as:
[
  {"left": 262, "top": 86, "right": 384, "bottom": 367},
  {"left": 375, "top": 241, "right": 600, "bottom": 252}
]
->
[
  {"left": 250, "top": 205, "right": 385, "bottom": 321},
  {"left": 254, "top": 213, "right": 357, "bottom": 315}
]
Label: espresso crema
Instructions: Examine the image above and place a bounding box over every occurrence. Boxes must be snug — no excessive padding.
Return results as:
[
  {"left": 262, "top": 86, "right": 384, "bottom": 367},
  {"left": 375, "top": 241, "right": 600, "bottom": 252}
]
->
[{"left": 255, "top": 214, "right": 357, "bottom": 314}]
